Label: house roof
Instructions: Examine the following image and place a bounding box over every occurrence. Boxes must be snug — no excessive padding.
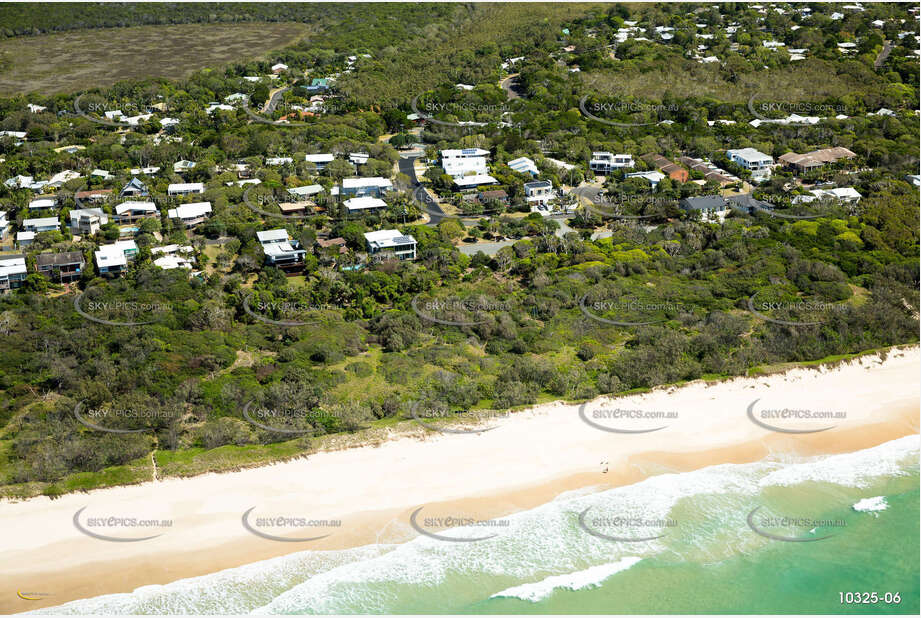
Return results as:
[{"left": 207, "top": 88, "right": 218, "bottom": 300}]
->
[
  {"left": 453, "top": 174, "right": 498, "bottom": 187},
  {"left": 344, "top": 196, "right": 387, "bottom": 211},
  {"left": 35, "top": 251, "right": 84, "bottom": 266},
  {"left": 342, "top": 177, "right": 392, "bottom": 189},
  {"left": 364, "top": 229, "right": 417, "bottom": 249},
  {"left": 257, "top": 229, "right": 290, "bottom": 243},
  {"left": 680, "top": 196, "right": 726, "bottom": 210},
  {"left": 115, "top": 201, "right": 157, "bottom": 215},
  {"left": 167, "top": 202, "right": 212, "bottom": 219}
]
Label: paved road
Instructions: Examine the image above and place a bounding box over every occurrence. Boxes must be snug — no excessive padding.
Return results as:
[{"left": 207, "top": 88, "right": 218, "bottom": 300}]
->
[
  {"left": 263, "top": 85, "right": 290, "bottom": 114},
  {"left": 399, "top": 156, "right": 446, "bottom": 226},
  {"left": 874, "top": 40, "right": 893, "bottom": 69},
  {"left": 500, "top": 73, "right": 521, "bottom": 100}
]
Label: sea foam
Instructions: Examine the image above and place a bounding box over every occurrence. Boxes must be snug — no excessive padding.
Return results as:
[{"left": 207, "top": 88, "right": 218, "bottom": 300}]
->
[{"left": 490, "top": 557, "right": 642, "bottom": 602}]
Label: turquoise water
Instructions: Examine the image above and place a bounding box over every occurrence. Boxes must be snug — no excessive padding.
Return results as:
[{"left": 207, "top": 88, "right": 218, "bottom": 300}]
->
[{"left": 30, "top": 435, "right": 919, "bottom": 615}]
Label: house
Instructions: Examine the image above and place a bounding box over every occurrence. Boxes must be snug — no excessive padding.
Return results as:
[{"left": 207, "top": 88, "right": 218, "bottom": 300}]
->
[
  {"left": 726, "top": 148, "right": 773, "bottom": 180},
  {"left": 508, "top": 156, "right": 539, "bottom": 176},
  {"left": 478, "top": 189, "right": 509, "bottom": 204},
  {"left": 625, "top": 171, "right": 666, "bottom": 190},
  {"left": 0, "top": 211, "right": 9, "bottom": 240},
  {"left": 340, "top": 177, "right": 393, "bottom": 198},
  {"left": 75, "top": 189, "right": 113, "bottom": 203},
  {"left": 28, "top": 103, "right": 47, "bottom": 113},
  {"left": 35, "top": 251, "right": 85, "bottom": 282},
  {"left": 115, "top": 200, "right": 158, "bottom": 222},
  {"left": 277, "top": 202, "right": 308, "bottom": 216},
  {"left": 225, "top": 93, "right": 249, "bottom": 105},
  {"left": 160, "top": 117, "right": 180, "bottom": 129},
  {"left": 794, "top": 187, "right": 863, "bottom": 204},
  {"left": 642, "top": 154, "right": 689, "bottom": 182},
  {"left": 16, "top": 231, "right": 35, "bottom": 247},
  {"left": 22, "top": 216, "right": 60, "bottom": 233},
  {"left": 28, "top": 196, "right": 57, "bottom": 212},
  {"left": 364, "top": 229, "right": 417, "bottom": 261},
  {"left": 266, "top": 156, "right": 293, "bottom": 166},
  {"left": 589, "top": 152, "right": 635, "bottom": 174},
  {"left": 344, "top": 196, "right": 387, "bottom": 214},
  {"left": 305, "top": 153, "right": 335, "bottom": 170},
  {"left": 524, "top": 180, "right": 554, "bottom": 206},
  {"left": 453, "top": 174, "right": 499, "bottom": 190},
  {"left": 167, "top": 182, "right": 205, "bottom": 196},
  {"left": 349, "top": 152, "right": 370, "bottom": 166},
  {"left": 129, "top": 166, "right": 161, "bottom": 176},
  {"left": 288, "top": 184, "right": 324, "bottom": 200},
  {"left": 4, "top": 175, "right": 35, "bottom": 190},
  {"left": 906, "top": 174, "right": 921, "bottom": 188},
  {"left": 440, "top": 148, "right": 490, "bottom": 178},
  {"left": 91, "top": 169, "right": 113, "bottom": 181},
  {"left": 69, "top": 208, "right": 109, "bottom": 235},
  {"left": 94, "top": 240, "right": 137, "bottom": 275},
  {"left": 173, "top": 160, "right": 197, "bottom": 174},
  {"left": 0, "top": 255, "right": 27, "bottom": 293},
  {"left": 271, "top": 62, "right": 289, "bottom": 73},
  {"left": 316, "top": 237, "right": 348, "bottom": 256},
  {"left": 679, "top": 195, "right": 729, "bottom": 220},
  {"left": 304, "top": 78, "right": 330, "bottom": 93},
  {"left": 257, "top": 229, "right": 307, "bottom": 268},
  {"left": 777, "top": 147, "right": 857, "bottom": 172},
  {"left": 206, "top": 103, "right": 234, "bottom": 114},
  {"left": 725, "top": 193, "right": 775, "bottom": 214},
  {"left": 167, "top": 201, "right": 212, "bottom": 227},
  {"left": 120, "top": 177, "right": 149, "bottom": 198},
  {"left": 678, "top": 156, "right": 739, "bottom": 185},
  {"left": 151, "top": 245, "right": 195, "bottom": 270}
]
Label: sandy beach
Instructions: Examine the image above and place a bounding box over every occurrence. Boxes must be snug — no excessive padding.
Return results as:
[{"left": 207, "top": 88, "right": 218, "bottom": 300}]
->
[{"left": 2, "top": 347, "right": 918, "bottom": 613}]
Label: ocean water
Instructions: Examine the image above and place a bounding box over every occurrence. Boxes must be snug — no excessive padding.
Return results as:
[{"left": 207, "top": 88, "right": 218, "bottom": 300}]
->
[{"left": 29, "top": 435, "right": 920, "bottom": 615}]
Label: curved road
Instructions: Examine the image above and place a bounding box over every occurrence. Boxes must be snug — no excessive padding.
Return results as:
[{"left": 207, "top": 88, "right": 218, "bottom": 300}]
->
[{"left": 399, "top": 156, "right": 446, "bottom": 226}]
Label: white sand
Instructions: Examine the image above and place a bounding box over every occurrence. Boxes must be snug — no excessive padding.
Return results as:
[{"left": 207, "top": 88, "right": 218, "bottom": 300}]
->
[{"left": 1, "top": 347, "right": 918, "bottom": 612}]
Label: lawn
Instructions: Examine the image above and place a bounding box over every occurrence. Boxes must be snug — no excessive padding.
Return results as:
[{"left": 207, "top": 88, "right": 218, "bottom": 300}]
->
[{"left": 0, "top": 22, "right": 311, "bottom": 96}]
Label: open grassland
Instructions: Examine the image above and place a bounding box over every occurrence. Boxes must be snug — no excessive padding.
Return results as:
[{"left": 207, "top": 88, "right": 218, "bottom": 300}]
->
[{"left": 0, "top": 22, "right": 311, "bottom": 96}]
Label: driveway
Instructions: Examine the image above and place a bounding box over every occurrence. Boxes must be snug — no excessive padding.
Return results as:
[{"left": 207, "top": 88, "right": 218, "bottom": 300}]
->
[{"left": 399, "top": 156, "right": 446, "bottom": 226}]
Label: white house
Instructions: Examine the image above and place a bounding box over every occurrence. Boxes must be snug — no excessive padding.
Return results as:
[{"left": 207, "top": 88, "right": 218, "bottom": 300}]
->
[
  {"left": 22, "top": 216, "right": 60, "bottom": 233},
  {"left": 453, "top": 174, "right": 499, "bottom": 190},
  {"left": 271, "top": 63, "right": 289, "bottom": 73},
  {"left": 28, "top": 197, "right": 57, "bottom": 211},
  {"left": 305, "top": 153, "right": 335, "bottom": 170},
  {"left": 349, "top": 152, "right": 370, "bottom": 165},
  {"left": 151, "top": 245, "right": 195, "bottom": 270},
  {"left": 288, "top": 184, "right": 324, "bottom": 200},
  {"left": 168, "top": 182, "right": 205, "bottom": 196},
  {"left": 129, "top": 166, "right": 161, "bottom": 175},
  {"left": 0, "top": 256, "right": 27, "bottom": 293},
  {"left": 440, "top": 148, "right": 489, "bottom": 178},
  {"left": 344, "top": 196, "right": 388, "bottom": 214},
  {"left": 727, "top": 148, "right": 773, "bottom": 181},
  {"left": 69, "top": 208, "right": 109, "bottom": 235},
  {"left": 94, "top": 240, "right": 138, "bottom": 275},
  {"left": 625, "top": 170, "right": 666, "bottom": 190},
  {"left": 266, "top": 156, "right": 294, "bottom": 166},
  {"left": 115, "top": 201, "right": 158, "bottom": 221},
  {"left": 340, "top": 177, "right": 393, "bottom": 198},
  {"left": 173, "top": 160, "right": 197, "bottom": 173},
  {"left": 524, "top": 180, "right": 554, "bottom": 207},
  {"left": 589, "top": 152, "right": 635, "bottom": 174},
  {"left": 167, "top": 202, "right": 212, "bottom": 227},
  {"left": 508, "top": 156, "right": 539, "bottom": 176},
  {"left": 0, "top": 211, "right": 9, "bottom": 239},
  {"left": 364, "top": 229, "right": 417, "bottom": 261},
  {"left": 257, "top": 229, "right": 307, "bottom": 267}
]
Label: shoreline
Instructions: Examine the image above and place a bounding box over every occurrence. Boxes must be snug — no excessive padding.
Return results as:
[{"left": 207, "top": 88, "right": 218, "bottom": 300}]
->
[{"left": 1, "top": 347, "right": 919, "bottom": 613}]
